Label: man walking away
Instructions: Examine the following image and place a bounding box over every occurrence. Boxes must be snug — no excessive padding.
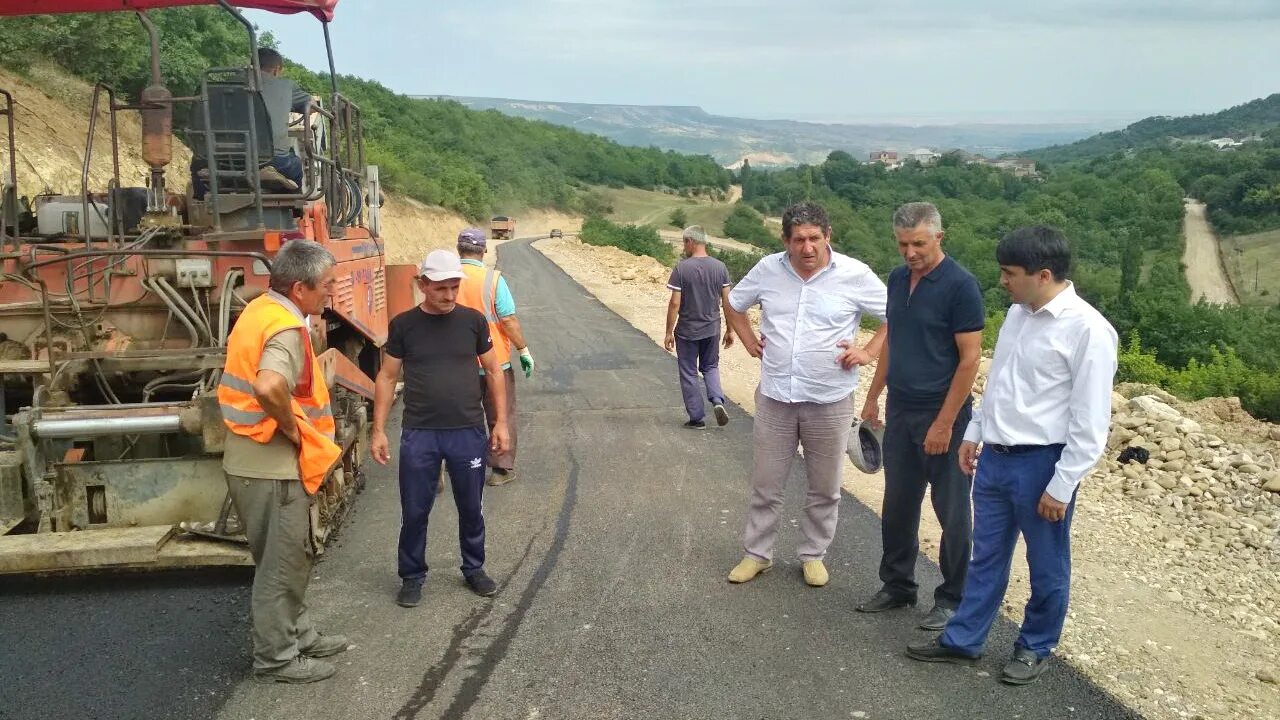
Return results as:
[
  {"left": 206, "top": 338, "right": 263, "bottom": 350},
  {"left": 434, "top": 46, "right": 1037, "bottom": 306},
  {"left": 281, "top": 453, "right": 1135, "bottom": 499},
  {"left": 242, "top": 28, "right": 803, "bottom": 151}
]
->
[
  {"left": 664, "top": 225, "right": 734, "bottom": 428},
  {"left": 218, "top": 240, "right": 348, "bottom": 684},
  {"left": 371, "top": 250, "right": 511, "bottom": 608},
  {"left": 907, "top": 226, "right": 1117, "bottom": 686},
  {"left": 454, "top": 227, "right": 534, "bottom": 486},
  {"left": 724, "top": 202, "right": 887, "bottom": 588},
  {"left": 857, "top": 202, "right": 985, "bottom": 631}
]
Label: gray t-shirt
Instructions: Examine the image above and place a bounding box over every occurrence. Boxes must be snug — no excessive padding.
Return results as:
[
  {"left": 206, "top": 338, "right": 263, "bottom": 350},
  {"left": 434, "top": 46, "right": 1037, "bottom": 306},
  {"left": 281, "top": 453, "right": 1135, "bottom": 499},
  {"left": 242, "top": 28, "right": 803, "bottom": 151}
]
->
[
  {"left": 667, "top": 256, "right": 731, "bottom": 341},
  {"left": 257, "top": 72, "right": 312, "bottom": 157}
]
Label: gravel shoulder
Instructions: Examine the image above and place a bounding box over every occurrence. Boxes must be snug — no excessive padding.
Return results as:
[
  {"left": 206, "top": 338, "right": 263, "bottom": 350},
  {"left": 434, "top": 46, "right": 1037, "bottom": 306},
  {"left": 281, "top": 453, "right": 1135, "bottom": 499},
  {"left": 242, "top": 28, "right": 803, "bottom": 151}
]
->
[{"left": 535, "top": 237, "right": 1280, "bottom": 720}]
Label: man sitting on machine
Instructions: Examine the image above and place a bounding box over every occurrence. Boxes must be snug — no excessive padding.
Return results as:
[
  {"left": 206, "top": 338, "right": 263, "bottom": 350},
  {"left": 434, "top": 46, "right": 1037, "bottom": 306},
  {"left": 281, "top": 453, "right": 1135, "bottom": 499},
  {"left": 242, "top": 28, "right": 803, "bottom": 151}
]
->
[{"left": 191, "top": 47, "right": 311, "bottom": 198}]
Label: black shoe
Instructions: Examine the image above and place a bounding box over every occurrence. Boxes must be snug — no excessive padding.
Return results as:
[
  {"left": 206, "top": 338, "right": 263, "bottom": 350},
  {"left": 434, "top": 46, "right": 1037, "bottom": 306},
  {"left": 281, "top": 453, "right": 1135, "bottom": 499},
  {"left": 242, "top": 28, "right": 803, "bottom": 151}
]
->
[
  {"left": 906, "top": 638, "right": 979, "bottom": 666},
  {"left": 465, "top": 570, "right": 498, "bottom": 597},
  {"left": 712, "top": 404, "right": 729, "bottom": 426},
  {"left": 918, "top": 604, "right": 956, "bottom": 631},
  {"left": 856, "top": 589, "right": 916, "bottom": 613},
  {"left": 1001, "top": 647, "right": 1050, "bottom": 685},
  {"left": 683, "top": 419, "right": 706, "bottom": 429},
  {"left": 396, "top": 579, "right": 422, "bottom": 608}
]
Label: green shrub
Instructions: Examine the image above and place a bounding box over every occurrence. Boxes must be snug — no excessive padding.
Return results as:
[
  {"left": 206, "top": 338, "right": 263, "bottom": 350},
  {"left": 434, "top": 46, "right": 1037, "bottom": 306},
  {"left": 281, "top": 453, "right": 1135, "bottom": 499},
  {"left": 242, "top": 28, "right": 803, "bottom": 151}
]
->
[
  {"left": 578, "top": 217, "right": 675, "bottom": 265},
  {"left": 708, "top": 246, "right": 759, "bottom": 283}
]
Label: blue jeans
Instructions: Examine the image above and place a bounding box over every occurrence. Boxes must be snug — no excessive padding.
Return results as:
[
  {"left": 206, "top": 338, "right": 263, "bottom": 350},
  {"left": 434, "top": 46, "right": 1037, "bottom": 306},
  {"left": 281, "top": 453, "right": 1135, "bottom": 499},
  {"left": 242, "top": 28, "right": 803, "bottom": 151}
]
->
[
  {"left": 675, "top": 334, "right": 724, "bottom": 422},
  {"left": 190, "top": 150, "right": 302, "bottom": 199},
  {"left": 940, "top": 444, "right": 1072, "bottom": 658},
  {"left": 397, "top": 427, "right": 488, "bottom": 581}
]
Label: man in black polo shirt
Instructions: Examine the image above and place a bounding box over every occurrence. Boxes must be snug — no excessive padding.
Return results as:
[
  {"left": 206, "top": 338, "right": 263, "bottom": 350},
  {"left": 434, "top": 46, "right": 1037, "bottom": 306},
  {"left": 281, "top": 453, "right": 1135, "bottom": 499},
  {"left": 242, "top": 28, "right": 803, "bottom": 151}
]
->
[
  {"left": 856, "top": 202, "right": 985, "bottom": 631},
  {"left": 371, "top": 250, "right": 510, "bottom": 608}
]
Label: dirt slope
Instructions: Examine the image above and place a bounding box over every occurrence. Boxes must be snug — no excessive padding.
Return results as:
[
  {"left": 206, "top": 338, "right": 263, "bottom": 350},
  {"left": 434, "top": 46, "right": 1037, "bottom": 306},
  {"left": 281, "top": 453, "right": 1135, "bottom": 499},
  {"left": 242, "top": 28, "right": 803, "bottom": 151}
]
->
[{"left": 0, "top": 62, "right": 192, "bottom": 195}]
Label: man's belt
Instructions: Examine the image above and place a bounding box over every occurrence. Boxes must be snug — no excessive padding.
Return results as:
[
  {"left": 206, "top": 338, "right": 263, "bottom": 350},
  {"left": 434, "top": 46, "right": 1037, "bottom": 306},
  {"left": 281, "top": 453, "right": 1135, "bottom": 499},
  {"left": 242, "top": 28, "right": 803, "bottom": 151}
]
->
[{"left": 987, "top": 443, "right": 1049, "bottom": 455}]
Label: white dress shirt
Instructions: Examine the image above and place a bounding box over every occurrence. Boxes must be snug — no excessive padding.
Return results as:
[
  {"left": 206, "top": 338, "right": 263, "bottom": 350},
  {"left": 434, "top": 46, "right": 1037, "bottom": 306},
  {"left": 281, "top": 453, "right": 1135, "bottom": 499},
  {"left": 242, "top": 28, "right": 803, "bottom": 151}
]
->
[
  {"left": 963, "top": 283, "right": 1118, "bottom": 503},
  {"left": 729, "top": 250, "right": 887, "bottom": 405}
]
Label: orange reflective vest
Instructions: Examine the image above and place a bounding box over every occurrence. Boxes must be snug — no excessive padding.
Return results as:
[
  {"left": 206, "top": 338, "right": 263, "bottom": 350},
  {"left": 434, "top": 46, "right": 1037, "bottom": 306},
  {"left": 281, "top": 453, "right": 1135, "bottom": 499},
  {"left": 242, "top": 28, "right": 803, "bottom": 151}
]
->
[
  {"left": 218, "top": 294, "right": 340, "bottom": 494},
  {"left": 457, "top": 262, "right": 511, "bottom": 367}
]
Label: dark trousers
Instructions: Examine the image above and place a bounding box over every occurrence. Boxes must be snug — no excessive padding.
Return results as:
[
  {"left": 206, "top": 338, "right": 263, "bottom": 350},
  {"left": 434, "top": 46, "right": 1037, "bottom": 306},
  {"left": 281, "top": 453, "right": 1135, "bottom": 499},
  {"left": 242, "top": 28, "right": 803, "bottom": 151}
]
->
[
  {"left": 481, "top": 367, "right": 518, "bottom": 471},
  {"left": 878, "top": 403, "right": 973, "bottom": 608},
  {"left": 941, "top": 444, "right": 1072, "bottom": 658},
  {"left": 191, "top": 150, "right": 303, "bottom": 199},
  {"left": 397, "top": 427, "right": 488, "bottom": 580},
  {"left": 675, "top": 334, "right": 725, "bottom": 422}
]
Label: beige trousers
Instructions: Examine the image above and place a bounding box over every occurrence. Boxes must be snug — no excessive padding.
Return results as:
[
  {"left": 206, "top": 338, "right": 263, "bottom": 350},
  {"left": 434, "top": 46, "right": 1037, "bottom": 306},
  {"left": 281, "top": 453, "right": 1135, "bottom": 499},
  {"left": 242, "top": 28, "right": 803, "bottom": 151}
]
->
[
  {"left": 226, "top": 474, "right": 320, "bottom": 670},
  {"left": 742, "top": 388, "right": 855, "bottom": 562}
]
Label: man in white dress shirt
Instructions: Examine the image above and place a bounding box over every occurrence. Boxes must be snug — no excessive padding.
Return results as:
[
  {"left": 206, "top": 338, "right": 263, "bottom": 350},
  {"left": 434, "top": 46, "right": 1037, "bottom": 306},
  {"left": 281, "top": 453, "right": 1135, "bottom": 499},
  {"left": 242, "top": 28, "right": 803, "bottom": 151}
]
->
[
  {"left": 907, "top": 225, "right": 1117, "bottom": 686},
  {"left": 723, "top": 201, "right": 888, "bottom": 588}
]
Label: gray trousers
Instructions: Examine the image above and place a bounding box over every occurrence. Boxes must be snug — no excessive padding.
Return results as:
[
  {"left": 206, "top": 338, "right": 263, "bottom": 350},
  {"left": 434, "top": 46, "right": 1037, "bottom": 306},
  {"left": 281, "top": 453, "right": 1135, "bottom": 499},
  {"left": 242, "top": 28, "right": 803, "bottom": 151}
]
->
[
  {"left": 742, "top": 388, "right": 855, "bottom": 562},
  {"left": 226, "top": 474, "right": 320, "bottom": 670},
  {"left": 482, "top": 367, "right": 518, "bottom": 471}
]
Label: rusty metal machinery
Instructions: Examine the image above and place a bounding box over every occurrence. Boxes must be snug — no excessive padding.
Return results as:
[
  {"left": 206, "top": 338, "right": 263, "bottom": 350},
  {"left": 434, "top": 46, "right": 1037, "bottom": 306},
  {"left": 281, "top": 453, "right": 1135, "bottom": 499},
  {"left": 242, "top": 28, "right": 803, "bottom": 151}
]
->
[{"left": 0, "top": 0, "right": 416, "bottom": 573}]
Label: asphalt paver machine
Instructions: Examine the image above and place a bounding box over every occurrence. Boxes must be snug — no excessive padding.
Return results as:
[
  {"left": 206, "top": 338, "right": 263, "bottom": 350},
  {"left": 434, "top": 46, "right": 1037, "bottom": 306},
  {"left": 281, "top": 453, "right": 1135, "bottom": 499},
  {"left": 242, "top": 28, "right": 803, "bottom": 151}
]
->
[{"left": 0, "top": 0, "right": 418, "bottom": 572}]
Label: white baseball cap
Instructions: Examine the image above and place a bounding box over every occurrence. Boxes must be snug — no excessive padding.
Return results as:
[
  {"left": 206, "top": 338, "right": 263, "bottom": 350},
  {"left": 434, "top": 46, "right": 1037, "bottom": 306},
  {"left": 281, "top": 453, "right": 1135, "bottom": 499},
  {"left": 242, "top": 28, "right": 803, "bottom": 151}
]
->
[{"left": 418, "top": 249, "right": 466, "bottom": 281}]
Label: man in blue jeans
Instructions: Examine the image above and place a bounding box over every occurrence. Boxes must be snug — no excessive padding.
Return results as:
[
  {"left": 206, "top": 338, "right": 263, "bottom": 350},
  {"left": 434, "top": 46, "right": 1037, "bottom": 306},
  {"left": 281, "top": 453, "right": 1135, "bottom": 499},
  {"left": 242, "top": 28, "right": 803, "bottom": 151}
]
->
[
  {"left": 906, "top": 226, "right": 1116, "bottom": 685},
  {"left": 371, "top": 250, "right": 510, "bottom": 607},
  {"left": 664, "top": 225, "right": 735, "bottom": 429}
]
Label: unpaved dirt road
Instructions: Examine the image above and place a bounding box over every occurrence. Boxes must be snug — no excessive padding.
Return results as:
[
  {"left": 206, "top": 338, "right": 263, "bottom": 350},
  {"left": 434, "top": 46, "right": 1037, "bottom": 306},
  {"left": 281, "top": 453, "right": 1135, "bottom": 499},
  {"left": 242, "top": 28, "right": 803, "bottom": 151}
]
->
[{"left": 1182, "top": 199, "right": 1238, "bottom": 305}]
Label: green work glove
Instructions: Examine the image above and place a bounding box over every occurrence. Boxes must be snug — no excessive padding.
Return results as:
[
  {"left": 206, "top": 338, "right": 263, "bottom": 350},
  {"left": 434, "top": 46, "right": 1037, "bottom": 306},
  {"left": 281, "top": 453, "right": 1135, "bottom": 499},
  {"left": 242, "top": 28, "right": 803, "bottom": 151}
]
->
[{"left": 518, "top": 347, "right": 534, "bottom": 378}]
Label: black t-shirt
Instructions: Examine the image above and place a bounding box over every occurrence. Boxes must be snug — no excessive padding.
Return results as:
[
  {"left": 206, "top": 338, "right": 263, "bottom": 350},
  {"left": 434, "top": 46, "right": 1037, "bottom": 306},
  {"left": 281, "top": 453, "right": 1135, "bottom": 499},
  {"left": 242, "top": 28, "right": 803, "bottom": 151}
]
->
[{"left": 386, "top": 305, "right": 493, "bottom": 429}]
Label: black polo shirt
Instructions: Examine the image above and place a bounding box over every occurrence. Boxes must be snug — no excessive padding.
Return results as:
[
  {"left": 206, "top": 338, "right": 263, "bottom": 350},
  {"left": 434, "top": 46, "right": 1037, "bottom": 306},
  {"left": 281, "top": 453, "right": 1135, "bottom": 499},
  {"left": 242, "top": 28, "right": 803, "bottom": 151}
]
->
[{"left": 885, "top": 255, "right": 985, "bottom": 411}]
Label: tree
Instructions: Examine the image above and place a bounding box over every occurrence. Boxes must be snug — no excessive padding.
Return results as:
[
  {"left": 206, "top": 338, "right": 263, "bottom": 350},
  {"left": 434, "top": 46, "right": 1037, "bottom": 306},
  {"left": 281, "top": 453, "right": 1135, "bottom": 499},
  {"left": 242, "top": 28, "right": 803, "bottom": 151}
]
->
[{"left": 668, "top": 207, "right": 688, "bottom": 229}]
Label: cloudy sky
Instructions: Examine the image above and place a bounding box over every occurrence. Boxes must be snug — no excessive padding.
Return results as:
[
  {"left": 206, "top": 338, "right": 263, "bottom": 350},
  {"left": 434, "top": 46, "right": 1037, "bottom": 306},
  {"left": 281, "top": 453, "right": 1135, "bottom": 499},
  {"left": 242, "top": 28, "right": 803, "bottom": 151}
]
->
[{"left": 247, "top": 0, "right": 1280, "bottom": 125}]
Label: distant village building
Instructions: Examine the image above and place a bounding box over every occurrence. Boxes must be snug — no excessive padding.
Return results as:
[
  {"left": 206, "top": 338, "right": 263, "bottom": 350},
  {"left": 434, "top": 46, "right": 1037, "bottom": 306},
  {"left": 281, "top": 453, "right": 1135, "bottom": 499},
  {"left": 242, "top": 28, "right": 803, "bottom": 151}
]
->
[
  {"left": 868, "top": 150, "right": 901, "bottom": 169},
  {"left": 906, "top": 148, "right": 941, "bottom": 165},
  {"left": 1208, "top": 137, "right": 1242, "bottom": 150},
  {"left": 988, "top": 157, "right": 1040, "bottom": 178}
]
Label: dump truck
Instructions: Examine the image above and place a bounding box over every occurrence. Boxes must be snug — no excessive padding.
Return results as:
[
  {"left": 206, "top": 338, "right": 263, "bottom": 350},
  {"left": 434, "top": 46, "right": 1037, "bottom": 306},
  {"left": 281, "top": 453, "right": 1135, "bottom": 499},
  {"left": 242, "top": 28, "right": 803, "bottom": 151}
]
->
[
  {"left": 490, "top": 215, "right": 515, "bottom": 241},
  {"left": 0, "top": 0, "right": 419, "bottom": 573}
]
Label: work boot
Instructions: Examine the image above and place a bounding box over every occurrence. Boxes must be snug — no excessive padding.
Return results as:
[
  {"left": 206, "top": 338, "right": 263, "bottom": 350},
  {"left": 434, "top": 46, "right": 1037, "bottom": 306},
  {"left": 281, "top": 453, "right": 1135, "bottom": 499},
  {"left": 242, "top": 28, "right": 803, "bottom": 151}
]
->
[
  {"left": 486, "top": 468, "right": 517, "bottom": 487},
  {"left": 465, "top": 570, "right": 498, "bottom": 597},
  {"left": 300, "top": 633, "right": 350, "bottom": 659},
  {"left": 802, "top": 559, "right": 829, "bottom": 587},
  {"left": 397, "top": 579, "right": 423, "bottom": 608},
  {"left": 253, "top": 656, "right": 336, "bottom": 684},
  {"left": 727, "top": 556, "right": 772, "bottom": 583}
]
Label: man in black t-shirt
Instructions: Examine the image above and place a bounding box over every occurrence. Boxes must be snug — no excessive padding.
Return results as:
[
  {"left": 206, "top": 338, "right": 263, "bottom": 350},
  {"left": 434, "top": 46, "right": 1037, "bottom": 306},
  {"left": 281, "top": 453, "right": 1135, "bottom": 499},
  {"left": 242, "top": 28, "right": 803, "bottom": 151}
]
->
[{"left": 372, "top": 250, "right": 510, "bottom": 607}]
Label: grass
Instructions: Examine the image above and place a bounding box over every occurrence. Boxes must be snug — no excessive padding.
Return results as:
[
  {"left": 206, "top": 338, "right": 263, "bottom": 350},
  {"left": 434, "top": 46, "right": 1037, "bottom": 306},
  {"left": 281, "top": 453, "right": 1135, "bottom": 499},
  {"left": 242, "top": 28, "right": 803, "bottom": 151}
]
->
[
  {"left": 599, "top": 186, "right": 738, "bottom": 236},
  {"left": 1222, "top": 228, "right": 1280, "bottom": 307}
]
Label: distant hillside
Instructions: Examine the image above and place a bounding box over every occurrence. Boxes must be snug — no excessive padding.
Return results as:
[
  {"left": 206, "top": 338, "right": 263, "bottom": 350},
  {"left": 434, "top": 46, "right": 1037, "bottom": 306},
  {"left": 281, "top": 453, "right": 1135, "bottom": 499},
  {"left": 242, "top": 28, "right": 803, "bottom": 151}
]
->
[
  {"left": 425, "top": 97, "right": 1108, "bottom": 166},
  {"left": 1031, "top": 93, "right": 1280, "bottom": 163}
]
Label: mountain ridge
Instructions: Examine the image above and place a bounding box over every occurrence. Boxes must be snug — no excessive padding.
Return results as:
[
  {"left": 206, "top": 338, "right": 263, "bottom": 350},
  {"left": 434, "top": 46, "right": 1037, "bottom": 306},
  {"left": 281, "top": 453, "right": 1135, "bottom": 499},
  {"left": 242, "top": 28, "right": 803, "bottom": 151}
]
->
[{"left": 418, "top": 95, "right": 1112, "bottom": 166}]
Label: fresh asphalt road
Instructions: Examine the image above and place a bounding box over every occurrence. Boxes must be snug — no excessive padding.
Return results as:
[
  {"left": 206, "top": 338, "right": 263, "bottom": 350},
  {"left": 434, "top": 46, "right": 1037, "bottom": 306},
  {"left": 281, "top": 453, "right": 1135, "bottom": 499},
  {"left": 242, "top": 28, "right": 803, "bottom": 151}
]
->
[{"left": 0, "top": 239, "right": 1141, "bottom": 720}]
